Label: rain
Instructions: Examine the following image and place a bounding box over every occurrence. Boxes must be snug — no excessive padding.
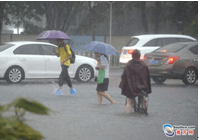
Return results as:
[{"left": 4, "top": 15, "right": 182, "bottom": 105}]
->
[{"left": 0, "top": 1, "right": 198, "bottom": 140}]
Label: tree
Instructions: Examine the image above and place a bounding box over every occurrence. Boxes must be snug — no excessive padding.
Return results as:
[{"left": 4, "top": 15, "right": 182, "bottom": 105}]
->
[
  {"left": 0, "top": 1, "right": 44, "bottom": 38},
  {"left": 2, "top": 2, "right": 87, "bottom": 36},
  {"left": 0, "top": 2, "right": 5, "bottom": 32},
  {"left": 140, "top": 2, "right": 148, "bottom": 33},
  {"left": 1, "top": 1, "right": 86, "bottom": 36},
  {"left": 185, "top": 15, "right": 198, "bottom": 38},
  {"left": 76, "top": 2, "right": 109, "bottom": 36},
  {"left": 154, "top": 2, "right": 161, "bottom": 33},
  {"left": 168, "top": 1, "right": 198, "bottom": 34},
  {"left": 0, "top": 2, "right": 6, "bottom": 44},
  {"left": 148, "top": 1, "right": 167, "bottom": 33},
  {"left": 22, "top": 22, "right": 44, "bottom": 35},
  {"left": 42, "top": 1, "right": 84, "bottom": 33},
  {"left": 1, "top": 1, "right": 197, "bottom": 37},
  {"left": 88, "top": 1, "right": 96, "bottom": 41},
  {"left": 3, "top": 1, "right": 44, "bottom": 34},
  {"left": 173, "top": 1, "right": 186, "bottom": 33},
  {"left": 114, "top": 1, "right": 149, "bottom": 35}
]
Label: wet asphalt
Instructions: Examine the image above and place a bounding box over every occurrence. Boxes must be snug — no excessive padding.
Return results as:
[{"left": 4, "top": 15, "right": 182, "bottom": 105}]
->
[{"left": 0, "top": 68, "right": 198, "bottom": 140}]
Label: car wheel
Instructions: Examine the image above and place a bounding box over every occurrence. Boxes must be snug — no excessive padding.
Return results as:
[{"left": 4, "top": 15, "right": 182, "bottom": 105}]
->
[
  {"left": 76, "top": 65, "right": 93, "bottom": 82},
  {"left": 5, "top": 66, "right": 23, "bottom": 84},
  {"left": 182, "top": 68, "right": 197, "bottom": 85},
  {"left": 152, "top": 76, "right": 166, "bottom": 84}
]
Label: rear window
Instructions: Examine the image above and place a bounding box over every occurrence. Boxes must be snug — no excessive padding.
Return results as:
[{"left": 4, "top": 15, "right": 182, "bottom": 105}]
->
[
  {"left": 0, "top": 44, "right": 14, "bottom": 52},
  {"left": 189, "top": 45, "right": 198, "bottom": 55},
  {"left": 126, "top": 38, "right": 139, "bottom": 46},
  {"left": 154, "top": 43, "right": 187, "bottom": 53}
]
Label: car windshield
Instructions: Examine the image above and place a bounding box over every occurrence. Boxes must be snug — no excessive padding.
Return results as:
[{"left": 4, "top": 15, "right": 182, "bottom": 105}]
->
[
  {"left": 125, "top": 38, "right": 139, "bottom": 46},
  {"left": 154, "top": 43, "right": 187, "bottom": 53},
  {"left": 0, "top": 44, "right": 14, "bottom": 52}
]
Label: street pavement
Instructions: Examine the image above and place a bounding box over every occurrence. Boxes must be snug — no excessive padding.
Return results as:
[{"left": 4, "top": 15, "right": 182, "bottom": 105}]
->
[{"left": 0, "top": 68, "right": 198, "bottom": 140}]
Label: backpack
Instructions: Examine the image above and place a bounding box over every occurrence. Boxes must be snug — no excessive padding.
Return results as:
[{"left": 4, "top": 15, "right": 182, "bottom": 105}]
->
[{"left": 63, "top": 44, "right": 76, "bottom": 64}]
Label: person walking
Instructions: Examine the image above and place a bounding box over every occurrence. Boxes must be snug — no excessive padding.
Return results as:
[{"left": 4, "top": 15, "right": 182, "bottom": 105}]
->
[
  {"left": 53, "top": 39, "right": 76, "bottom": 94},
  {"left": 119, "top": 49, "right": 151, "bottom": 113},
  {"left": 95, "top": 52, "right": 116, "bottom": 104}
]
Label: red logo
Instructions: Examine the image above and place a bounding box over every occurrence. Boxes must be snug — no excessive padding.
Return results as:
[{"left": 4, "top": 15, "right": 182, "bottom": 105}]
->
[
  {"left": 188, "top": 129, "right": 194, "bottom": 135},
  {"left": 182, "top": 130, "right": 187, "bottom": 135},
  {"left": 176, "top": 130, "right": 181, "bottom": 135}
]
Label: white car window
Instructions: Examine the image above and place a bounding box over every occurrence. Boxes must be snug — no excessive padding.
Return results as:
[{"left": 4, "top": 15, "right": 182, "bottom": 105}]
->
[
  {"left": 126, "top": 38, "right": 139, "bottom": 46},
  {"left": 41, "top": 44, "right": 56, "bottom": 56},
  {"left": 0, "top": 44, "right": 14, "bottom": 52},
  {"left": 143, "top": 39, "right": 162, "bottom": 47},
  {"left": 14, "top": 44, "right": 41, "bottom": 55}
]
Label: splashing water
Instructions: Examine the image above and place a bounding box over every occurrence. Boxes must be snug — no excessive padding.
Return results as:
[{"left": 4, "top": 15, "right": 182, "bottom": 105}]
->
[{"left": 51, "top": 81, "right": 60, "bottom": 95}]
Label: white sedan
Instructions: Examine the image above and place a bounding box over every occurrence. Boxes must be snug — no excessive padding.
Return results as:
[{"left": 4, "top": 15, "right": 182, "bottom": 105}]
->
[{"left": 0, "top": 41, "right": 98, "bottom": 83}]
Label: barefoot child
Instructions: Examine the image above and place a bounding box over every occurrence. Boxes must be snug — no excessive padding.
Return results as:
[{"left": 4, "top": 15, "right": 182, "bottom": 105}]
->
[{"left": 95, "top": 52, "right": 116, "bottom": 104}]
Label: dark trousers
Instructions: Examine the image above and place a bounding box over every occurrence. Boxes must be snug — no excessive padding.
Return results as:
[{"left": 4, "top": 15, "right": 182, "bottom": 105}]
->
[{"left": 59, "top": 65, "right": 72, "bottom": 88}]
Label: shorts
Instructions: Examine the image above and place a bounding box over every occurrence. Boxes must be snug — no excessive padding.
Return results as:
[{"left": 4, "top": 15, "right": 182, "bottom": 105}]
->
[{"left": 96, "top": 78, "right": 109, "bottom": 92}]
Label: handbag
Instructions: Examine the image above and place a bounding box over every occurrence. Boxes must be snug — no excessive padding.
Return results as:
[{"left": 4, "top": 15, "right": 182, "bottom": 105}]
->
[{"left": 97, "top": 70, "right": 105, "bottom": 84}]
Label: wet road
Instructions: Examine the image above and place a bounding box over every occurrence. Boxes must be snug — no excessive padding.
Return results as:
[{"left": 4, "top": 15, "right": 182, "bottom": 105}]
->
[{"left": 0, "top": 68, "right": 198, "bottom": 140}]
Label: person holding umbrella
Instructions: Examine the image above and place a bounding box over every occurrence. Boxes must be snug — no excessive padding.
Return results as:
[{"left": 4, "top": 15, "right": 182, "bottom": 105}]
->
[
  {"left": 95, "top": 52, "right": 117, "bottom": 104},
  {"left": 53, "top": 39, "right": 76, "bottom": 94},
  {"left": 82, "top": 41, "right": 118, "bottom": 104},
  {"left": 37, "top": 30, "right": 76, "bottom": 95},
  {"left": 53, "top": 39, "right": 75, "bottom": 93}
]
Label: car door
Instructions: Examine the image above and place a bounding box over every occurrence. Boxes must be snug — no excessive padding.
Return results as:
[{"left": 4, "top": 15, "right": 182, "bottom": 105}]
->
[
  {"left": 14, "top": 44, "right": 46, "bottom": 78},
  {"left": 40, "top": 44, "right": 61, "bottom": 78},
  {"left": 40, "top": 44, "right": 74, "bottom": 78}
]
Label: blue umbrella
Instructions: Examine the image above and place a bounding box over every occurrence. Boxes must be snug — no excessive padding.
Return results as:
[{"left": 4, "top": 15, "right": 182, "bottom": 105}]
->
[{"left": 82, "top": 41, "right": 118, "bottom": 56}]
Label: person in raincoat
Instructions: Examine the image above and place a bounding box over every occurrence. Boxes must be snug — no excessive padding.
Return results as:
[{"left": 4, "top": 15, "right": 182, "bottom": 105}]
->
[
  {"left": 95, "top": 52, "right": 117, "bottom": 104},
  {"left": 119, "top": 49, "right": 151, "bottom": 113},
  {"left": 53, "top": 39, "right": 76, "bottom": 94}
]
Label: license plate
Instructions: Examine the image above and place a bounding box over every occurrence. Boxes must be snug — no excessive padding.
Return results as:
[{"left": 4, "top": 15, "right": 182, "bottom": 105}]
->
[
  {"left": 121, "top": 56, "right": 130, "bottom": 60},
  {"left": 123, "top": 50, "right": 128, "bottom": 54},
  {"left": 149, "top": 59, "right": 159, "bottom": 64}
]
